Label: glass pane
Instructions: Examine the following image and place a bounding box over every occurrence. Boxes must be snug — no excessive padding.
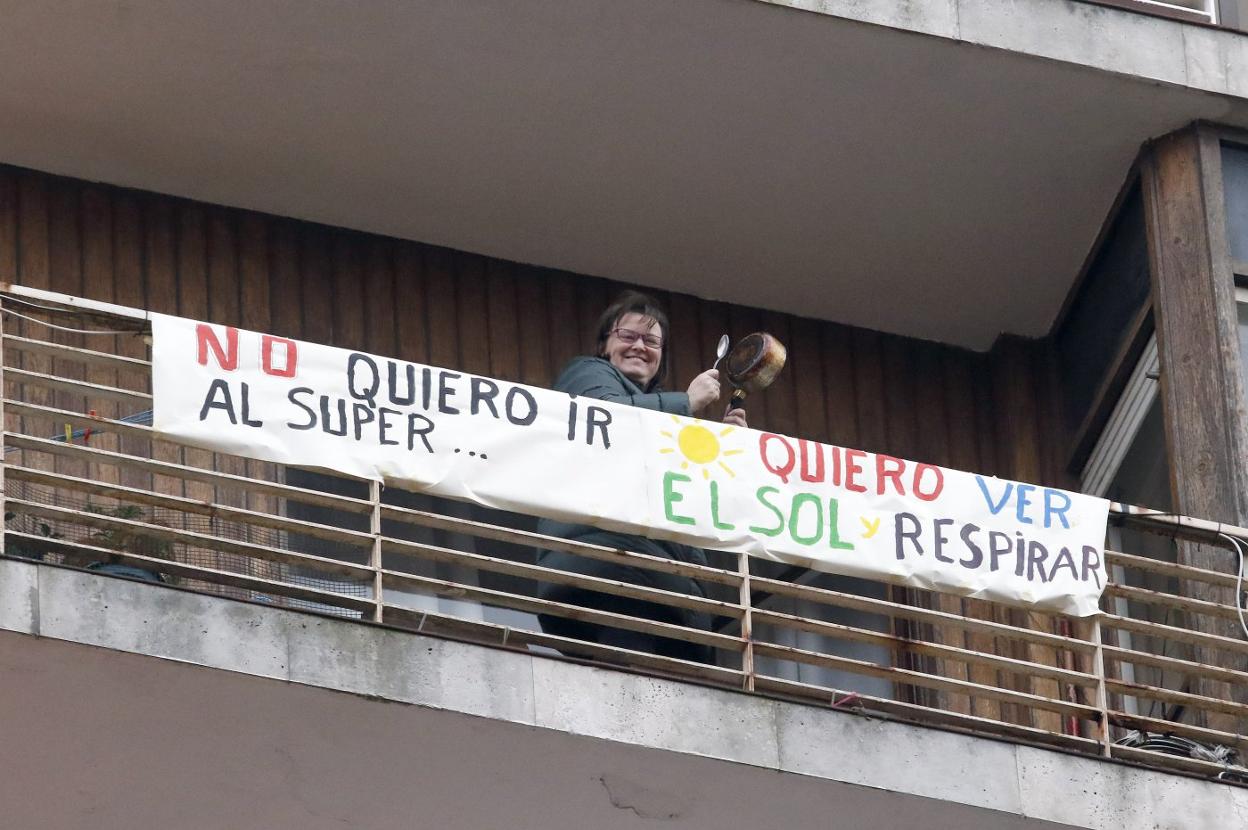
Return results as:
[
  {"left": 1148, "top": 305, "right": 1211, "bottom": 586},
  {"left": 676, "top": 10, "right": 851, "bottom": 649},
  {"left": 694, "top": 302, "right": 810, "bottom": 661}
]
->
[
  {"left": 1054, "top": 184, "right": 1149, "bottom": 436},
  {"left": 1221, "top": 143, "right": 1248, "bottom": 264},
  {"left": 1239, "top": 302, "right": 1248, "bottom": 396}
]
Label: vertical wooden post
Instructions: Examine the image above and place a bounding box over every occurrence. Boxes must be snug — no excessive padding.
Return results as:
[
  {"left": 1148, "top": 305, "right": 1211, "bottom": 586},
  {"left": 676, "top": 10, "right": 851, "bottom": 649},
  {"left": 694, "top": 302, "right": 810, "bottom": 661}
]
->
[
  {"left": 738, "top": 550, "right": 754, "bottom": 692},
  {"left": 1142, "top": 125, "right": 1248, "bottom": 725},
  {"left": 1089, "top": 616, "right": 1113, "bottom": 758},
  {"left": 1144, "top": 126, "right": 1248, "bottom": 525},
  {"left": 370, "top": 480, "right": 383, "bottom": 624}
]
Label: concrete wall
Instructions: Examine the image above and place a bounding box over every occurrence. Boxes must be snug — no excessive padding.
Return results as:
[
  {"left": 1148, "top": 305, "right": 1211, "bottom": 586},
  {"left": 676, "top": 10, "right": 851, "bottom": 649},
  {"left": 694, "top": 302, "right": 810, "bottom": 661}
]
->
[{"left": 1, "top": 557, "right": 1244, "bottom": 829}]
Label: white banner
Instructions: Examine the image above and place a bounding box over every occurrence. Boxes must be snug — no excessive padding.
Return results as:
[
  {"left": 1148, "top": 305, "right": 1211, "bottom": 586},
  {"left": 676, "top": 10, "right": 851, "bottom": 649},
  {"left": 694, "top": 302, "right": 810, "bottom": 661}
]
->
[{"left": 151, "top": 314, "right": 1110, "bottom": 615}]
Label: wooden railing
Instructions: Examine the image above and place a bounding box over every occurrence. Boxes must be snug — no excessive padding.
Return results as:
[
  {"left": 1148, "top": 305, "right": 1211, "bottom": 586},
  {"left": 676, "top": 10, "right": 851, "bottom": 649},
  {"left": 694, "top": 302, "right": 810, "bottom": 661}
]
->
[{"left": 1, "top": 286, "right": 1245, "bottom": 785}]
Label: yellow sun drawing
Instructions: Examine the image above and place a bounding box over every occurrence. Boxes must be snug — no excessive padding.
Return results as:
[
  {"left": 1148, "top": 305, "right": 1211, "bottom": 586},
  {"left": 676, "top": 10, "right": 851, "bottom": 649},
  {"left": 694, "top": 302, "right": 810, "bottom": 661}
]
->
[{"left": 658, "top": 415, "right": 744, "bottom": 480}]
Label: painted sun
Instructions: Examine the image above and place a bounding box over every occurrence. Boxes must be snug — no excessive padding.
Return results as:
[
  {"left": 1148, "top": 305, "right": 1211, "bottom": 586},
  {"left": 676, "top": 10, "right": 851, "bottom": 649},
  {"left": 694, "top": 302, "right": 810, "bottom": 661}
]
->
[{"left": 659, "top": 415, "right": 744, "bottom": 480}]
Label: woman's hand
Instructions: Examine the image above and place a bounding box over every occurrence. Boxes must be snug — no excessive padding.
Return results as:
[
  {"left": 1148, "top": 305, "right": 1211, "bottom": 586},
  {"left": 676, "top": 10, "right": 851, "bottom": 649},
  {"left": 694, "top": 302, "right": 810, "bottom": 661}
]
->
[
  {"left": 686, "top": 369, "right": 722, "bottom": 413},
  {"left": 722, "top": 404, "right": 748, "bottom": 428}
]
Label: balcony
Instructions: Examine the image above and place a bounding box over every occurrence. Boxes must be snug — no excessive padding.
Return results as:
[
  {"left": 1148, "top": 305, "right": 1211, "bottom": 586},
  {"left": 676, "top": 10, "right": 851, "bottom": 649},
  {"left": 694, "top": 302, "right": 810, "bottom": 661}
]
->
[{"left": 1, "top": 284, "right": 1246, "bottom": 806}]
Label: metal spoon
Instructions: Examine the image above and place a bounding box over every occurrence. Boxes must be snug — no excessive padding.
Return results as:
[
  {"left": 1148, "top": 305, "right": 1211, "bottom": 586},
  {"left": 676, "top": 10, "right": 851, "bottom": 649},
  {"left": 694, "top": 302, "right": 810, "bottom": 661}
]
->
[{"left": 712, "top": 334, "right": 730, "bottom": 370}]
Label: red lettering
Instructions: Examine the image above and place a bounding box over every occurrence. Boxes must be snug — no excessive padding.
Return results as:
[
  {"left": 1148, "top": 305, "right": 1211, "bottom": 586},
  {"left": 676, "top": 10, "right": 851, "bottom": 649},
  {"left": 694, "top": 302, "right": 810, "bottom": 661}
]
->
[
  {"left": 844, "top": 449, "right": 867, "bottom": 493},
  {"left": 913, "top": 464, "right": 945, "bottom": 501},
  {"left": 798, "top": 440, "right": 825, "bottom": 483},
  {"left": 196, "top": 324, "right": 238, "bottom": 370},
  {"left": 262, "top": 335, "right": 298, "bottom": 377},
  {"left": 830, "top": 446, "right": 842, "bottom": 487},
  {"left": 876, "top": 454, "right": 907, "bottom": 496},
  {"left": 759, "top": 433, "right": 796, "bottom": 483}
]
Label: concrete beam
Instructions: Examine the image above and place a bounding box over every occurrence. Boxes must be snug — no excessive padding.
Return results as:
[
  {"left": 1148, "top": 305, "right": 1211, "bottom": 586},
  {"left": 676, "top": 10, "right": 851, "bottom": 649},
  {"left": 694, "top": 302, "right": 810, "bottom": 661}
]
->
[{"left": 1, "top": 558, "right": 1244, "bottom": 828}]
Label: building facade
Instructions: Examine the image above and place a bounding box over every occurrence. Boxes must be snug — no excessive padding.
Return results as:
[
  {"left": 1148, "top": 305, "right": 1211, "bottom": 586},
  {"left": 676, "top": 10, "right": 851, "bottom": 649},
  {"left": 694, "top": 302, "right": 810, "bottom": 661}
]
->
[{"left": 1, "top": 2, "right": 1247, "bottom": 827}]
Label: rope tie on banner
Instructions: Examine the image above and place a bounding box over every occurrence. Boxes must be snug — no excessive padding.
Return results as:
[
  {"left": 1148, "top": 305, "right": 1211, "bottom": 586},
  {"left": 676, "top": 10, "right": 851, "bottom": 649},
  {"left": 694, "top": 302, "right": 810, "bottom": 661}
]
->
[{"left": 830, "top": 691, "right": 862, "bottom": 712}]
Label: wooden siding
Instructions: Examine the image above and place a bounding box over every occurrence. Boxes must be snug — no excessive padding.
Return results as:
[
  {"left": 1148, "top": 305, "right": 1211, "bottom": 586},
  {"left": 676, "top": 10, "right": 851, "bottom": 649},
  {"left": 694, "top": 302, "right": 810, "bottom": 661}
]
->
[{"left": 0, "top": 164, "right": 1078, "bottom": 723}]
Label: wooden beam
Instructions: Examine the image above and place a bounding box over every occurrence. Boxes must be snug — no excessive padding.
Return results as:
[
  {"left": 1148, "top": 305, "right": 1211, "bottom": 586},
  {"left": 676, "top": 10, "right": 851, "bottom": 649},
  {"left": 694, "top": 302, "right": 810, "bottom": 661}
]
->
[
  {"left": 1142, "top": 125, "right": 1248, "bottom": 726},
  {"left": 1144, "top": 126, "right": 1248, "bottom": 524}
]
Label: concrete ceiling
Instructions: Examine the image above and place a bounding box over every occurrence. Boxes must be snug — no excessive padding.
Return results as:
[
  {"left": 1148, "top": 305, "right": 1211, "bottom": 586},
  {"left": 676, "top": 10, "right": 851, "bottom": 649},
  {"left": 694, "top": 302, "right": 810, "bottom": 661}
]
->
[
  {"left": 0, "top": 632, "right": 1076, "bottom": 830},
  {"left": 0, "top": 0, "right": 1241, "bottom": 348}
]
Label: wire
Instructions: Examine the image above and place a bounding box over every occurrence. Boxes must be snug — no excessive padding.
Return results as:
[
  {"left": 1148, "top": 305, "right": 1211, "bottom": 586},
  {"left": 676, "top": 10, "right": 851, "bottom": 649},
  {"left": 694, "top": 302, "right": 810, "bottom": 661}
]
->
[
  {"left": 2, "top": 293, "right": 149, "bottom": 322},
  {"left": 1, "top": 307, "right": 146, "bottom": 336},
  {"left": 1, "top": 409, "right": 154, "bottom": 455},
  {"left": 1114, "top": 503, "right": 1248, "bottom": 641},
  {"left": 1215, "top": 531, "right": 1248, "bottom": 640}
]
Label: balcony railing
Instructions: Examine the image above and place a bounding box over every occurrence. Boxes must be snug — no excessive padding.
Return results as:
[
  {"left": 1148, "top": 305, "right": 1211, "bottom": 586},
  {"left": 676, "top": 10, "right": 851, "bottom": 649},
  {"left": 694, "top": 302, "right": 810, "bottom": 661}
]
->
[{"left": 1, "top": 286, "right": 1246, "bottom": 786}]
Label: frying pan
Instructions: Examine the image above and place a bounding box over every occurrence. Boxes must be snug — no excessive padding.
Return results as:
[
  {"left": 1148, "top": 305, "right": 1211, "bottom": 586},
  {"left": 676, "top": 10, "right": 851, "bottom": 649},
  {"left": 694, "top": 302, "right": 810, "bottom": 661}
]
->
[{"left": 722, "top": 332, "right": 787, "bottom": 412}]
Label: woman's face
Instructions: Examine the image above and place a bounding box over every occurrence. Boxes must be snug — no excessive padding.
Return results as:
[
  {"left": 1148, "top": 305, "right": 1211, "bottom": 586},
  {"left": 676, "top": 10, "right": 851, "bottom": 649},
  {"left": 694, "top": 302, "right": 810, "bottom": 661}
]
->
[{"left": 603, "top": 312, "right": 663, "bottom": 387}]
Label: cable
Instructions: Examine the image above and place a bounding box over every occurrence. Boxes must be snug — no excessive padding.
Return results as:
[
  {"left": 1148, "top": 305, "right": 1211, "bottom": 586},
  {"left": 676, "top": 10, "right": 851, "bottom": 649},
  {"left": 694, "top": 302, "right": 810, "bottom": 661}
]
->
[
  {"left": 1215, "top": 531, "right": 1248, "bottom": 641},
  {"left": 2, "top": 409, "right": 154, "bottom": 455},
  {"left": 2, "top": 293, "right": 150, "bottom": 323},
  {"left": 1114, "top": 503, "right": 1248, "bottom": 641},
  {"left": 1115, "top": 730, "right": 1248, "bottom": 781},
  {"left": 1, "top": 307, "right": 145, "bottom": 336}
]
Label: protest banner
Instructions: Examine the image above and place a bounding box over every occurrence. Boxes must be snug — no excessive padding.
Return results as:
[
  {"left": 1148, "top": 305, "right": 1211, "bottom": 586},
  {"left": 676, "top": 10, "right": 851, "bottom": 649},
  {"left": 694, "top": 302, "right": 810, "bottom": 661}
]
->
[{"left": 152, "top": 314, "right": 1110, "bottom": 616}]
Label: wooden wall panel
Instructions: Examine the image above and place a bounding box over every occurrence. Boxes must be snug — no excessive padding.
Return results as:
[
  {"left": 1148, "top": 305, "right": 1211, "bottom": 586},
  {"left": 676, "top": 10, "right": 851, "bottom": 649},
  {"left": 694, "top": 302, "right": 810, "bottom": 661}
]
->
[
  {"left": 206, "top": 209, "right": 247, "bottom": 516},
  {"left": 331, "top": 234, "right": 366, "bottom": 354},
  {"left": 0, "top": 171, "right": 16, "bottom": 463},
  {"left": 80, "top": 186, "right": 120, "bottom": 499},
  {"left": 543, "top": 270, "right": 580, "bottom": 379},
  {"left": 300, "top": 231, "right": 334, "bottom": 344},
  {"left": 394, "top": 244, "right": 429, "bottom": 365},
  {"left": 455, "top": 253, "right": 491, "bottom": 377},
  {"left": 238, "top": 214, "right": 280, "bottom": 543},
  {"left": 486, "top": 259, "right": 520, "bottom": 382},
  {"left": 0, "top": 171, "right": 15, "bottom": 282},
  {"left": 268, "top": 221, "right": 302, "bottom": 339},
  {"left": 992, "top": 337, "right": 1064, "bottom": 731},
  {"left": 13, "top": 174, "right": 55, "bottom": 501},
  {"left": 516, "top": 265, "right": 552, "bottom": 387},
  {"left": 666, "top": 292, "right": 703, "bottom": 411},
  {"left": 175, "top": 204, "right": 216, "bottom": 531},
  {"left": 112, "top": 193, "right": 152, "bottom": 495},
  {"left": 46, "top": 182, "right": 90, "bottom": 521},
  {"left": 425, "top": 246, "right": 460, "bottom": 371},
  {"left": 819, "top": 324, "right": 858, "bottom": 448}
]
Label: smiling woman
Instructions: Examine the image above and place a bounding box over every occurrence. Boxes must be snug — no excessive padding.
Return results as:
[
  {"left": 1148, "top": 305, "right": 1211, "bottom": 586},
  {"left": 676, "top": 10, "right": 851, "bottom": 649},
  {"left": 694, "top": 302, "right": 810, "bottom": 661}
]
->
[{"left": 535, "top": 291, "right": 743, "bottom": 663}]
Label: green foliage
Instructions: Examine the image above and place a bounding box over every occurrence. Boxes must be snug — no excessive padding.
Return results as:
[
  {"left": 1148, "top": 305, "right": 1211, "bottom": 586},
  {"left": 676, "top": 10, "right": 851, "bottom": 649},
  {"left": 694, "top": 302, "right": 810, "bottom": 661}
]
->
[
  {"left": 84, "top": 503, "right": 174, "bottom": 560},
  {"left": 3, "top": 509, "right": 62, "bottom": 560}
]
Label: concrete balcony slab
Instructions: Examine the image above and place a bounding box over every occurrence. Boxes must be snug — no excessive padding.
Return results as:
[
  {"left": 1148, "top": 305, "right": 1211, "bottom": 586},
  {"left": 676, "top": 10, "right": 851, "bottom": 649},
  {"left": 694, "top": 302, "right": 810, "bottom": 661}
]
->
[{"left": 1, "top": 557, "right": 1243, "bottom": 830}]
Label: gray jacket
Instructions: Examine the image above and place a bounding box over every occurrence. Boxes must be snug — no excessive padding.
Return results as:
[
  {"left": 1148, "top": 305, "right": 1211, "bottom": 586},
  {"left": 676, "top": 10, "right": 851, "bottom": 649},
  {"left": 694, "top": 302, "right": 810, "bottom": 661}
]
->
[{"left": 537, "top": 357, "right": 711, "bottom": 618}]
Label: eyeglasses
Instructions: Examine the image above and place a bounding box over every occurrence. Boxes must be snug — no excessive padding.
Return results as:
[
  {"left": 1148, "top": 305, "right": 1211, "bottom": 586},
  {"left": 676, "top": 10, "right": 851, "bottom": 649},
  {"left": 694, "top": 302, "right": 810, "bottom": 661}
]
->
[{"left": 611, "top": 327, "right": 663, "bottom": 349}]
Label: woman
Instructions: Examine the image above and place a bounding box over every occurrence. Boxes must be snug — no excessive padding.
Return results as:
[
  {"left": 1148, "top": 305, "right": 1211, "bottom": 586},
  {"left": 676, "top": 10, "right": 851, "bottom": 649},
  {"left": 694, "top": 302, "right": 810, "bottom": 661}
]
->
[{"left": 536, "top": 291, "right": 747, "bottom": 663}]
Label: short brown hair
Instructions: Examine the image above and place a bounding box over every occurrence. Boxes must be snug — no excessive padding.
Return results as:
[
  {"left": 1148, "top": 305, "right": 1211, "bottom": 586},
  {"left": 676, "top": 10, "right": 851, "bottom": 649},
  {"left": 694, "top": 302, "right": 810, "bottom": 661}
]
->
[{"left": 595, "top": 290, "right": 671, "bottom": 388}]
